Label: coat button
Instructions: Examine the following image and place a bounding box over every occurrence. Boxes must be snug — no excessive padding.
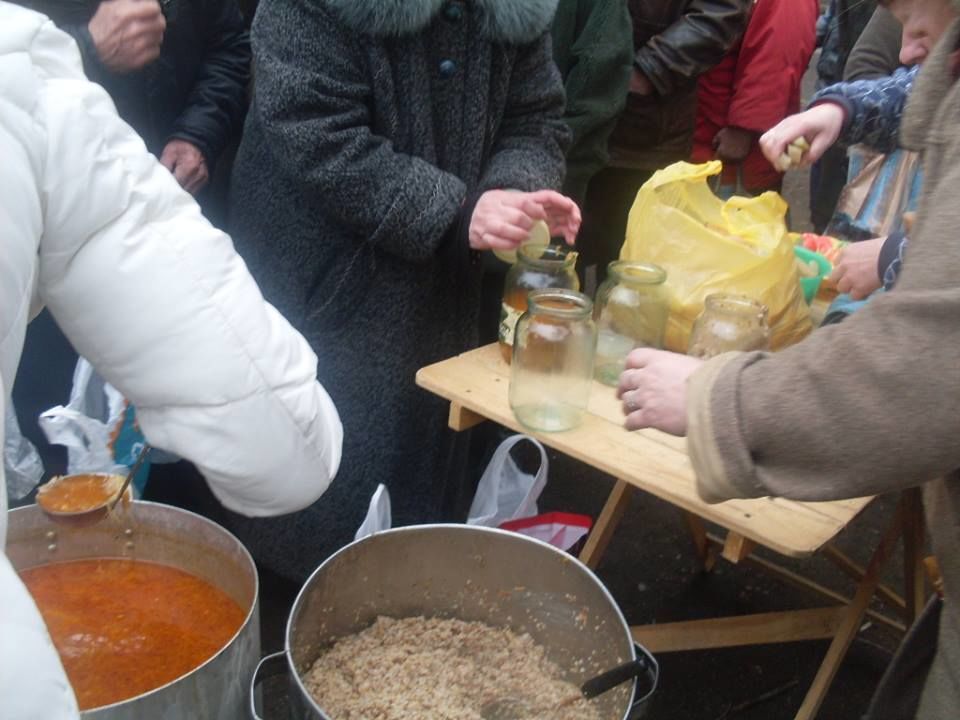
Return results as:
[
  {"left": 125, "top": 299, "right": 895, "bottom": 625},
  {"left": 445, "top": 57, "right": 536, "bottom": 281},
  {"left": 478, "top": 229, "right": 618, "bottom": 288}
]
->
[
  {"left": 443, "top": 2, "right": 463, "bottom": 21},
  {"left": 438, "top": 59, "right": 457, "bottom": 78}
]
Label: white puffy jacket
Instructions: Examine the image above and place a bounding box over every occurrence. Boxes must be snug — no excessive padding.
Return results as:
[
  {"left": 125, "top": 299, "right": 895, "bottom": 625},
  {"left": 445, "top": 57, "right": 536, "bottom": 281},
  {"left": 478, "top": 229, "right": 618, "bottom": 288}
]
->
[{"left": 0, "top": 4, "right": 343, "bottom": 716}]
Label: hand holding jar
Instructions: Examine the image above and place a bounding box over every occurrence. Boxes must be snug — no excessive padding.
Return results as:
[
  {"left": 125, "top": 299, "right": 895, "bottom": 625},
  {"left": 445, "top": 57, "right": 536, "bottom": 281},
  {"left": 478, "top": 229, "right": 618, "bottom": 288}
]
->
[
  {"left": 617, "top": 349, "right": 701, "bottom": 435},
  {"left": 468, "top": 190, "right": 581, "bottom": 251}
]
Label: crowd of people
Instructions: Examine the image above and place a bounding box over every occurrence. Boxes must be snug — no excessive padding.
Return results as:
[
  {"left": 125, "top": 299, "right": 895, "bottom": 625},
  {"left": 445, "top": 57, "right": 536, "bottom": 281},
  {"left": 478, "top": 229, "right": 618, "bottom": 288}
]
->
[{"left": 2, "top": 0, "right": 958, "bottom": 718}]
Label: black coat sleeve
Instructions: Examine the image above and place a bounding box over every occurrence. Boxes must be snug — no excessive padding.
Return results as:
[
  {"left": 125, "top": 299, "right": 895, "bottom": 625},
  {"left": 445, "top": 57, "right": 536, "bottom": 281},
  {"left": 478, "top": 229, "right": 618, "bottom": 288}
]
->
[
  {"left": 634, "top": 0, "right": 752, "bottom": 96},
  {"left": 167, "top": 0, "right": 250, "bottom": 166}
]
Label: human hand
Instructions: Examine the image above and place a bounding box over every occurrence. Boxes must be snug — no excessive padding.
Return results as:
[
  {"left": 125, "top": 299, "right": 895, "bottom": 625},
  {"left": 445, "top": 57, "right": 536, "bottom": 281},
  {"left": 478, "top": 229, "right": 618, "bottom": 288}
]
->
[
  {"left": 88, "top": 0, "right": 166, "bottom": 73},
  {"left": 468, "top": 190, "right": 581, "bottom": 251},
  {"left": 828, "top": 236, "right": 885, "bottom": 300},
  {"left": 629, "top": 68, "right": 654, "bottom": 96},
  {"left": 159, "top": 140, "right": 209, "bottom": 195},
  {"left": 759, "top": 103, "right": 845, "bottom": 170},
  {"left": 616, "top": 349, "right": 702, "bottom": 436},
  {"left": 714, "top": 127, "right": 754, "bottom": 163}
]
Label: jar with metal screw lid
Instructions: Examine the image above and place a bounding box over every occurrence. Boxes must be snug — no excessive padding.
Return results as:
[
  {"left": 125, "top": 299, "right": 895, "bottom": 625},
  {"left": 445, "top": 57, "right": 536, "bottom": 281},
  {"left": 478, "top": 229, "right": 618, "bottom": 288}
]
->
[{"left": 499, "top": 244, "right": 580, "bottom": 363}]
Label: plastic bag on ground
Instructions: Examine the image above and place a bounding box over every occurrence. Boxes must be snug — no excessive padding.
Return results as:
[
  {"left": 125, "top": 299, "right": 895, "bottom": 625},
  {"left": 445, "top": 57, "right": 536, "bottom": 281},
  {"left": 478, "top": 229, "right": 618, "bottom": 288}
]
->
[
  {"left": 467, "top": 434, "right": 548, "bottom": 528},
  {"left": 354, "top": 484, "right": 392, "bottom": 541}
]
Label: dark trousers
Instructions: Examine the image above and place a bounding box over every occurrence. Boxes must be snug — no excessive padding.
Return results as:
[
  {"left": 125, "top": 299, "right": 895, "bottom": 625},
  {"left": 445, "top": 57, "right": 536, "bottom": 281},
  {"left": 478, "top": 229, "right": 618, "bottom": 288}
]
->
[
  {"left": 576, "top": 166, "right": 654, "bottom": 297},
  {"left": 863, "top": 596, "right": 941, "bottom": 720}
]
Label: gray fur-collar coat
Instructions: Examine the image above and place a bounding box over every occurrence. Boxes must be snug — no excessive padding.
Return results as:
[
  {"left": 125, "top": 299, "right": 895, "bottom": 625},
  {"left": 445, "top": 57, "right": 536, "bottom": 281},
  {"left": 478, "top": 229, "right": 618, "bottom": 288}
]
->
[{"left": 227, "top": 0, "right": 569, "bottom": 580}]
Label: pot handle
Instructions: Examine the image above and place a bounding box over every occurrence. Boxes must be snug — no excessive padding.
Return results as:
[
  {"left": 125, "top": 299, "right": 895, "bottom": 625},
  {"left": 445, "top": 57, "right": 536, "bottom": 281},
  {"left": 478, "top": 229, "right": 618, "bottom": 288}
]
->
[
  {"left": 629, "top": 642, "right": 659, "bottom": 711},
  {"left": 249, "top": 651, "right": 289, "bottom": 720}
]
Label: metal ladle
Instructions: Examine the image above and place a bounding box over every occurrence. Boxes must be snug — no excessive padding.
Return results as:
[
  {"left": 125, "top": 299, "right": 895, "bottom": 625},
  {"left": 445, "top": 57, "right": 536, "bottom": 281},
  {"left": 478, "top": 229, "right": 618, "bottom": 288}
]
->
[
  {"left": 37, "top": 444, "right": 151, "bottom": 528},
  {"left": 481, "top": 654, "right": 650, "bottom": 720}
]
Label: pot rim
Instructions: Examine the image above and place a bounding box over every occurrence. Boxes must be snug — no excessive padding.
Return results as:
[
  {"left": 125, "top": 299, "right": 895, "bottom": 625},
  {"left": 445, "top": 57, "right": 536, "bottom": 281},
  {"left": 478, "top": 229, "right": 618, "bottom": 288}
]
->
[{"left": 283, "top": 523, "right": 638, "bottom": 717}]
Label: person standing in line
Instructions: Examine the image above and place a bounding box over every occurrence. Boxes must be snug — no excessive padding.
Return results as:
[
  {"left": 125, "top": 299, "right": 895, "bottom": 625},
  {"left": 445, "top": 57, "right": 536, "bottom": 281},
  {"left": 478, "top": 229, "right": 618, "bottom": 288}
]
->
[
  {"left": 691, "top": 0, "right": 820, "bottom": 196},
  {"left": 616, "top": 3, "right": 960, "bottom": 717},
  {"left": 0, "top": 4, "right": 343, "bottom": 716},
  {"left": 227, "top": 0, "right": 580, "bottom": 583},
  {"left": 576, "top": 0, "right": 752, "bottom": 294}
]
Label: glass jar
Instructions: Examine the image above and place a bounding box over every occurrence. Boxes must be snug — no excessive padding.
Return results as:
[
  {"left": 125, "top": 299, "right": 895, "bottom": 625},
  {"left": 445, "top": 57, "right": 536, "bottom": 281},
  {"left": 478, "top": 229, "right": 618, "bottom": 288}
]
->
[
  {"left": 499, "top": 244, "right": 580, "bottom": 363},
  {"left": 509, "top": 289, "right": 597, "bottom": 432},
  {"left": 593, "top": 261, "right": 668, "bottom": 386},
  {"left": 687, "top": 294, "right": 771, "bottom": 359}
]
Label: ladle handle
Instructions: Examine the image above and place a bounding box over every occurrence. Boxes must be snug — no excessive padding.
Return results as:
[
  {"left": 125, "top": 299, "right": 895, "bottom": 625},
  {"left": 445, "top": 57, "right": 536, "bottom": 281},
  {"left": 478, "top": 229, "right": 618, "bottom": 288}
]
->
[
  {"left": 109, "top": 443, "right": 151, "bottom": 510},
  {"left": 581, "top": 643, "right": 659, "bottom": 701}
]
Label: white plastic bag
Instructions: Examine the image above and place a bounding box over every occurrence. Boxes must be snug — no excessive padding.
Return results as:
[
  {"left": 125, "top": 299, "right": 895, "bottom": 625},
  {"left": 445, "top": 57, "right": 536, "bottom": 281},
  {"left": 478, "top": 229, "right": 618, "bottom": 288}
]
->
[
  {"left": 355, "top": 484, "right": 392, "bottom": 541},
  {"left": 39, "top": 358, "right": 127, "bottom": 476},
  {"left": 467, "top": 435, "right": 548, "bottom": 528},
  {"left": 38, "top": 358, "right": 146, "bottom": 484},
  {"left": 3, "top": 403, "right": 44, "bottom": 500}
]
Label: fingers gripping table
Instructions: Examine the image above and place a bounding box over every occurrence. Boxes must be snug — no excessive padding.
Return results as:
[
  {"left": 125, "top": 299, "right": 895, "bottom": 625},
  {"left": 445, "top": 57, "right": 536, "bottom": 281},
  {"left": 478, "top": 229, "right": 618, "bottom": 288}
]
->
[{"left": 416, "top": 343, "right": 927, "bottom": 720}]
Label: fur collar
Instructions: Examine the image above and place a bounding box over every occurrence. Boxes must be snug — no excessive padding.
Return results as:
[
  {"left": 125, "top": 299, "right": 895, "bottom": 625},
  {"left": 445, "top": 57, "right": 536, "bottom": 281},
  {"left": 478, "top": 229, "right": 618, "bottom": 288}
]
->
[{"left": 324, "top": 0, "right": 558, "bottom": 43}]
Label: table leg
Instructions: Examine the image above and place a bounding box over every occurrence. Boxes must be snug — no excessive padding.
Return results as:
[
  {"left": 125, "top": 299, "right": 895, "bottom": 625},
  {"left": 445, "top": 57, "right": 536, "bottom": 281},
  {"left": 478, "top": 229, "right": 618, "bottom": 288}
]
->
[
  {"left": 579, "top": 479, "right": 633, "bottom": 570},
  {"left": 682, "top": 512, "right": 718, "bottom": 572},
  {"left": 793, "top": 500, "right": 905, "bottom": 720},
  {"left": 902, "top": 488, "right": 927, "bottom": 624}
]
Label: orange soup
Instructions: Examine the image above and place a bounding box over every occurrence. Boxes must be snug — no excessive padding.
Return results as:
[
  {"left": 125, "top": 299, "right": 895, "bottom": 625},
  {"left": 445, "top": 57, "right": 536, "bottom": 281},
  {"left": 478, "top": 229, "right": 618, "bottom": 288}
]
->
[
  {"left": 36, "top": 474, "right": 122, "bottom": 513},
  {"left": 20, "top": 559, "right": 246, "bottom": 710}
]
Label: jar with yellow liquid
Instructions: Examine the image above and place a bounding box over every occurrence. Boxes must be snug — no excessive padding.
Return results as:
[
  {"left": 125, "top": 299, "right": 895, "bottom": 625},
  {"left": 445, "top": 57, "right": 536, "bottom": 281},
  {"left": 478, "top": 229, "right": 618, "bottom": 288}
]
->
[{"left": 498, "top": 243, "right": 580, "bottom": 363}]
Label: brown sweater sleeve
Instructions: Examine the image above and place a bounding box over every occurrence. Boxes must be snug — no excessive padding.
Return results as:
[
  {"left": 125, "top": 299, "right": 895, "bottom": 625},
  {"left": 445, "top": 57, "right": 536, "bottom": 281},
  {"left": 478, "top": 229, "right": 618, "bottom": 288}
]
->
[{"left": 688, "top": 165, "right": 960, "bottom": 504}]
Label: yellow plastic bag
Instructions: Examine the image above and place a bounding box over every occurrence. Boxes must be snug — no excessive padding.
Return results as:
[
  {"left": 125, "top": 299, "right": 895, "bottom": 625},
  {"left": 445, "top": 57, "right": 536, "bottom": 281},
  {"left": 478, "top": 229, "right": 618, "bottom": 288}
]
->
[{"left": 620, "top": 161, "right": 812, "bottom": 353}]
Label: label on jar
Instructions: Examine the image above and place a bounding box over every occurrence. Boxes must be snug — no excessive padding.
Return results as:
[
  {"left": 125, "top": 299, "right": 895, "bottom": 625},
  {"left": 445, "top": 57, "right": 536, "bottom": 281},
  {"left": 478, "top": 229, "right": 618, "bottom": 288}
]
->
[{"left": 499, "top": 302, "right": 524, "bottom": 347}]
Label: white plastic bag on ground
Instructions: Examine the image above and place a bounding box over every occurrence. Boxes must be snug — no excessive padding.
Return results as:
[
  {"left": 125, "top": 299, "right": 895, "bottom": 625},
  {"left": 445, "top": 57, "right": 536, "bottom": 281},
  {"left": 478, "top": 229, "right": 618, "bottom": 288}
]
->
[
  {"left": 355, "top": 484, "right": 392, "bottom": 541},
  {"left": 467, "top": 434, "right": 548, "bottom": 527},
  {"left": 3, "top": 403, "right": 44, "bottom": 500}
]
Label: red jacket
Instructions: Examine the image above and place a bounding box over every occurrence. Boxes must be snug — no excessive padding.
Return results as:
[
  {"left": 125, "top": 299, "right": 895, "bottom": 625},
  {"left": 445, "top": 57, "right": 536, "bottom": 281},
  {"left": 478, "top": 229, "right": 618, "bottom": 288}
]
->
[{"left": 692, "top": 0, "right": 819, "bottom": 191}]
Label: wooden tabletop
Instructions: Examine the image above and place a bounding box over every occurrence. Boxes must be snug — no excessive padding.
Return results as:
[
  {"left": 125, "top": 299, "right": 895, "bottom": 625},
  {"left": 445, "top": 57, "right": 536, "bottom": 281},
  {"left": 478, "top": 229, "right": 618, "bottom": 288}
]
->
[{"left": 416, "top": 343, "right": 871, "bottom": 558}]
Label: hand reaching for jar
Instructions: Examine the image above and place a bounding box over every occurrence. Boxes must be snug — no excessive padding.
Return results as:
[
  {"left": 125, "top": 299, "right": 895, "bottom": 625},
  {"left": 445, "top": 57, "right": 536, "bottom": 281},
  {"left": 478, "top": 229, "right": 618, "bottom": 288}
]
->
[
  {"left": 616, "top": 348, "right": 703, "bottom": 436},
  {"left": 469, "top": 190, "right": 581, "bottom": 251}
]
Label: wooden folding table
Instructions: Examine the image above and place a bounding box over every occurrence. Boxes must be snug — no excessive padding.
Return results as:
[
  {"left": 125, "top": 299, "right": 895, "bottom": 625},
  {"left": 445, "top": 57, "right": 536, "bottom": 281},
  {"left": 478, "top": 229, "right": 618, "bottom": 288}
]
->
[{"left": 416, "top": 343, "right": 926, "bottom": 720}]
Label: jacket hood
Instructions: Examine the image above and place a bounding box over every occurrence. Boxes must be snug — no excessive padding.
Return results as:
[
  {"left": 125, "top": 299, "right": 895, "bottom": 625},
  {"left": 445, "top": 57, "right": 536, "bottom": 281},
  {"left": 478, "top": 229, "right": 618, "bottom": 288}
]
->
[{"left": 323, "top": 0, "right": 558, "bottom": 43}]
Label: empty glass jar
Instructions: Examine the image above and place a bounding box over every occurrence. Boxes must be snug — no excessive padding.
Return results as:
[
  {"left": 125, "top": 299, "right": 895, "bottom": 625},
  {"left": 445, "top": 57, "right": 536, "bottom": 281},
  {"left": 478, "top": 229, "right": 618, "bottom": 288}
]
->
[
  {"left": 499, "top": 244, "right": 580, "bottom": 363},
  {"left": 687, "top": 294, "right": 771, "bottom": 359},
  {"left": 593, "top": 261, "right": 668, "bottom": 386},
  {"left": 509, "top": 289, "right": 597, "bottom": 432}
]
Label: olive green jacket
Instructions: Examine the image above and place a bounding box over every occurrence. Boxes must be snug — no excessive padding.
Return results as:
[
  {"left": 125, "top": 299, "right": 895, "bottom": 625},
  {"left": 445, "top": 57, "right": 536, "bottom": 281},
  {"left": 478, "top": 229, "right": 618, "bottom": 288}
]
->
[{"left": 551, "top": 0, "right": 633, "bottom": 204}]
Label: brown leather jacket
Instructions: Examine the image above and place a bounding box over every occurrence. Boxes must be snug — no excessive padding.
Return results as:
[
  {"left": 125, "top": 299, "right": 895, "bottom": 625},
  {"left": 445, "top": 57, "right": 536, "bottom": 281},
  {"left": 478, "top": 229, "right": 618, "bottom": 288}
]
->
[{"left": 608, "top": 0, "right": 751, "bottom": 171}]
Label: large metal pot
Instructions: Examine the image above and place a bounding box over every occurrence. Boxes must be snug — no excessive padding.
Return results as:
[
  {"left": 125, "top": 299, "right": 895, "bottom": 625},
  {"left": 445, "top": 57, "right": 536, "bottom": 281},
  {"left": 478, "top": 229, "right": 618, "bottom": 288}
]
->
[
  {"left": 7, "top": 501, "right": 260, "bottom": 719},
  {"left": 251, "top": 525, "right": 657, "bottom": 719}
]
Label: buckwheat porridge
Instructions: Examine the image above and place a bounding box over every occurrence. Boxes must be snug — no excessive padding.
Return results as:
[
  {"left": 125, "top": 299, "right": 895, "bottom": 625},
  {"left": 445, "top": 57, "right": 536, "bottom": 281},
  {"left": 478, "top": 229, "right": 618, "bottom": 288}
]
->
[{"left": 304, "top": 616, "right": 606, "bottom": 720}]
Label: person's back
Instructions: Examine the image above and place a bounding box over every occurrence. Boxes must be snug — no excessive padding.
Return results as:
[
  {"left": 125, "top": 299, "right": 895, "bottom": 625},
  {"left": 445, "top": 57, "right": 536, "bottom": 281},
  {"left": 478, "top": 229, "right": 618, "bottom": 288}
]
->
[{"left": 0, "top": 4, "right": 342, "bottom": 715}]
